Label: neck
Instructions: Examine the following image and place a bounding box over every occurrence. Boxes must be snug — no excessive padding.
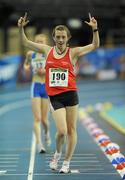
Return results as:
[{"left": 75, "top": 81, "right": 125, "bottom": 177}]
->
[{"left": 55, "top": 46, "right": 67, "bottom": 55}]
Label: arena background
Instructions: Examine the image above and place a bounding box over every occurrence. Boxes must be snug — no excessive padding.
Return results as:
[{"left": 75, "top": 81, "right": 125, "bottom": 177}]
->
[{"left": 0, "top": 0, "right": 125, "bottom": 180}]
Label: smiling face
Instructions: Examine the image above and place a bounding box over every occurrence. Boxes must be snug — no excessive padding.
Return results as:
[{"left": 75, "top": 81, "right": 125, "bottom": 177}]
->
[
  {"left": 54, "top": 30, "right": 68, "bottom": 49},
  {"left": 52, "top": 25, "right": 71, "bottom": 50}
]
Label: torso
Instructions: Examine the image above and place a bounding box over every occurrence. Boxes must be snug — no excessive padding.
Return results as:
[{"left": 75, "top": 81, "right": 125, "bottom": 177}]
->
[
  {"left": 45, "top": 47, "right": 77, "bottom": 96},
  {"left": 31, "top": 52, "right": 46, "bottom": 83}
]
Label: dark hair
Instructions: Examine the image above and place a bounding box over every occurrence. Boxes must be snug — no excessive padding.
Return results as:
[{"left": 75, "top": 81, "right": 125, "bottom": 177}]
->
[{"left": 52, "top": 25, "right": 71, "bottom": 39}]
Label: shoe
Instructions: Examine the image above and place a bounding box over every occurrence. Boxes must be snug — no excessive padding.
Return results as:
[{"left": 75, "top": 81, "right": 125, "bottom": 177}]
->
[
  {"left": 37, "top": 143, "right": 46, "bottom": 153},
  {"left": 0, "top": 170, "right": 7, "bottom": 175},
  {"left": 59, "top": 161, "right": 71, "bottom": 173},
  {"left": 39, "top": 148, "right": 46, "bottom": 153},
  {"left": 45, "top": 132, "right": 51, "bottom": 146},
  {"left": 49, "top": 151, "right": 61, "bottom": 170}
]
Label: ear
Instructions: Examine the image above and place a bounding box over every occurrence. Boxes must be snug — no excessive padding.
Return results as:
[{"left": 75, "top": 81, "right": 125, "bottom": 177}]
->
[{"left": 53, "top": 36, "right": 56, "bottom": 42}]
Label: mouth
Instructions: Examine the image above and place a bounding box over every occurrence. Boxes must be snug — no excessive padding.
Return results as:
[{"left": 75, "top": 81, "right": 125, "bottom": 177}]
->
[{"left": 57, "top": 42, "right": 64, "bottom": 45}]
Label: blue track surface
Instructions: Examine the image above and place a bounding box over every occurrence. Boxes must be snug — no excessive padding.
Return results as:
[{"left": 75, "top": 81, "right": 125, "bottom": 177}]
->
[{"left": 0, "top": 79, "right": 125, "bottom": 180}]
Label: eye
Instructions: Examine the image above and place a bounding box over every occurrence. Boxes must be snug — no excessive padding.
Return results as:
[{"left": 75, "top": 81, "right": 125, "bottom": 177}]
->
[
  {"left": 56, "top": 36, "right": 60, "bottom": 39},
  {"left": 63, "top": 36, "right": 66, "bottom": 39}
]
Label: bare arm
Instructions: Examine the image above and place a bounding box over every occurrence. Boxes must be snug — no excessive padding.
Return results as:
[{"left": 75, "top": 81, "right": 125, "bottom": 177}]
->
[
  {"left": 71, "top": 13, "right": 100, "bottom": 60},
  {"left": 24, "top": 51, "right": 46, "bottom": 75},
  {"left": 18, "top": 13, "right": 51, "bottom": 54},
  {"left": 23, "top": 51, "right": 32, "bottom": 71}
]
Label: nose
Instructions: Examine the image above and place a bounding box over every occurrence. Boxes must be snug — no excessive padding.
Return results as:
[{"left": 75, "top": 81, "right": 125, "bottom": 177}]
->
[{"left": 59, "top": 37, "right": 63, "bottom": 42}]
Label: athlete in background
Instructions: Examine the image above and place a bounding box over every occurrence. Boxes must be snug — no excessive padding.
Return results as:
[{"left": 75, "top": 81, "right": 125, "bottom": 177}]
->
[{"left": 24, "top": 34, "right": 51, "bottom": 153}]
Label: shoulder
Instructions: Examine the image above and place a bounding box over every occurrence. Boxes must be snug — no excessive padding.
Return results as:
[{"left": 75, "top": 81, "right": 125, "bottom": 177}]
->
[
  {"left": 70, "top": 47, "right": 78, "bottom": 54},
  {"left": 44, "top": 46, "right": 53, "bottom": 54},
  {"left": 69, "top": 47, "right": 79, "bottom": 60},
  {"left": 45, "top": 46, "right": 53, "bottom": 57}
]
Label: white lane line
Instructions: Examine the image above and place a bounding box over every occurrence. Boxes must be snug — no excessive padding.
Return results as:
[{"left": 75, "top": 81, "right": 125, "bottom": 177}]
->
[
  {"left": 46, "top": 160, "right": 100, "bottom": 163},
  {"left": 46, "top": 153, "right": 96, "bottom": 156},
  {"left": 4, "top": 169, "right": 16, "bottom": 171},
  {"left": 0, "top": 90, "right": 29, "bottom": 100},
  {"left": 0, "top": 99, "right": 30, "bottom": 116},
  {"left": 27, "top": 133, "right": 36, "bottom": 180},
  {"left": 0, "top": 165, "right": 17, "bottom": 167},
  {"left": 32, "top": 172, "right": 118, "bottom": 176},
  {"left": 63, "top": 164, "right": 103, "bottom": 167},
  {"left": 0, "top": 148, "right": 30, "bottom": 151},
  {"left": 0, "top": 158, "right": 19, "bottom": 160},
  {"left": 2, "top": 172, "right": 118, "bottom": 176},
  {"left": 0, "top": 98, "right": 31, "bottom": 176},
  {"left": 46, "top": 168, "right": 104, "bottom": 171},
  {"left": 1, "top": 173, "right": 27, "bottom": 176},
  {"left": 0, "top": 154, "right": 19, "bottom": 156},
  {"left": 46, "top": 164, "right": 103, "bottom": 167},
  {"left": 0, "top": 161, "right": 18, "bottom": 163},
  {"left": 45, "top": 157, "right": 97, "bottom": 159}
]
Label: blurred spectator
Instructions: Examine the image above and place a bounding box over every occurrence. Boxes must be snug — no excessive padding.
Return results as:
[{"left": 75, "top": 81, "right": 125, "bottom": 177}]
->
[
  {"left": 77, "top": 56, "right": 97, "bottom": 79},
  {"left": 119, "top": 54, "right": 125, "bottom": 79}
]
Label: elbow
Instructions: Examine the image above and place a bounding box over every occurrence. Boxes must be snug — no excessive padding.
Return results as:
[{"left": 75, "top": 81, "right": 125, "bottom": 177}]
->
[
  {"left": 22, "top": 37, "right": 29, "bottom": 48},
  {"left": 96, "top": 43, "right": 100, "bottom": 48},
  {"left": 93, "top": 42, "right": 100, "bottom": 49}
]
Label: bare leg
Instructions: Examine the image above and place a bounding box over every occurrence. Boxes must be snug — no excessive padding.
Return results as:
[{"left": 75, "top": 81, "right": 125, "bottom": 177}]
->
[
  {"left": 58, "top": 105, "right": 78, "bottom": 173},
  {"left": 64, "top": 105, "right": 78, "bottom": 161},
  {"left": 49, "top": 108, "right": 67, "bottom": 170},
  {"left": 32, "top": 98, "right": 45, "bottom": 152},
  {"left": 41, "top": 98, "right": 49, "bottom": 134},
  {"left": 52, "top": 108, "right": 67, "bottom": 153},
  {"left": 32, "top": 98, "right": 42, "bottom": 144},
  {"left": 41, "top": 98, "right": 51, "bottom": 145}
]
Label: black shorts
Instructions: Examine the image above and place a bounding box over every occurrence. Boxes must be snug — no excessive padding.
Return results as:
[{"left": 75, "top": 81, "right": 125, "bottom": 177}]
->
[{"left": 49, "top": 90, "right": 79, "bottom": 110}]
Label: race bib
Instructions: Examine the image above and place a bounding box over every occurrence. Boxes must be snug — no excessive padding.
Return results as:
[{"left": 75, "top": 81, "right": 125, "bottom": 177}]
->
[
  {"left": 49, "top": 68, "right": 68, "bottom": 87},
  {"left": 32, "top": 60, "right": 45, "bottom": 74}
]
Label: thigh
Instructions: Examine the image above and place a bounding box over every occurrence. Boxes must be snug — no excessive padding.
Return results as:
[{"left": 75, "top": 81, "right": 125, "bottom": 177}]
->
[
  {"left": 31, "top": 82, "right": 41, "bottom": 98},
  {"left": 40, "top": 83, "right": 48, "bottom": 99},
  {"left": 41, "top": 98, "right": 49, "bottom": 118},
  {"left": 32, "top": 98, "right": 42, "bottom": 119},
  {"left": 52, "top": 108, "right": 67, "bottom": 133},
  {"left": 66, "top": 105, "right": 79, "bottom": 132}
]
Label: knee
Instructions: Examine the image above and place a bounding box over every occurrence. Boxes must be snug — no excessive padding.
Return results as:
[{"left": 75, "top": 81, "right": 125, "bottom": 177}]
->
[
  {"left": 41, "top": 117, "right": 48, "bottom": 124},
  {"left": 68, "top": 126, "right": 77, "bottom": 136},
  {"left": 35, "top": 115, "right": 41, "bottom": 122},
  {"left": 58, "top": 128, "right": 67, "bottom": 137}
]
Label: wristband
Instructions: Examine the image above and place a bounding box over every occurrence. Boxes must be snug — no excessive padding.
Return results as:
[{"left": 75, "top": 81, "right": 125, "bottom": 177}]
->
[{"left": 93, "top": 28, "right": 98, "bottom": 32}]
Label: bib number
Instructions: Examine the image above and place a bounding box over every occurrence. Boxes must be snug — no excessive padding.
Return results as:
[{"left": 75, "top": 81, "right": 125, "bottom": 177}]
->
[
  {"left": 49, "top": 68, "right": 68, "bottom": 87},
  {"left": 32, "top": 61, "right": 45, "bottom": 74}
]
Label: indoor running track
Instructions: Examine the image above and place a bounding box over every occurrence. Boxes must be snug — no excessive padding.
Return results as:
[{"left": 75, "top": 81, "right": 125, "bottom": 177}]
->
[{"left": 0, "top": 79, "right": 124, "bottom": 180}]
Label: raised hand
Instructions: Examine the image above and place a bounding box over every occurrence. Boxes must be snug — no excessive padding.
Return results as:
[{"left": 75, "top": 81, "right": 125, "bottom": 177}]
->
[
  {"left": 18, "top": 12, "right": 29, "bottom": 27},
  {"left": 84, "top": 13, "right": 98, "bottom": 29}
]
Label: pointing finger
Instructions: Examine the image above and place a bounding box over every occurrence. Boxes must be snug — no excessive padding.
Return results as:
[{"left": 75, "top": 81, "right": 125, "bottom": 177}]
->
[
  {"left": 88, "top": 12, "right": 92, "bottom": 20},
  {"left": 24, "top": 12, "right": 27, "bottom": 19}
]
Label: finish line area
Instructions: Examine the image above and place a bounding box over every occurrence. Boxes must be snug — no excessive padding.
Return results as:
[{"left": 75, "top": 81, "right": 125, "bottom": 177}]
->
[{"left": 0, "top": 79, "right": 125, "bottom": 180}]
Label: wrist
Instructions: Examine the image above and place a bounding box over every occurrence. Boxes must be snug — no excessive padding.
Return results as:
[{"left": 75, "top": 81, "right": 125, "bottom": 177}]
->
[{"left": 93, "top": 28, "right": 98, "bottom": 32}]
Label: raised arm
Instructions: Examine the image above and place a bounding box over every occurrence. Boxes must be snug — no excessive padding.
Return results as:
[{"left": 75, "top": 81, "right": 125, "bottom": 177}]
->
[
  {"left": 23, "top": 51, "right": 32, "bottom": 71},
  {"left": 72, "top": 13, "right": 100, "bottom": 59},
  {"left": 18, "top": 13, "right": 50, "bottom": 54}
]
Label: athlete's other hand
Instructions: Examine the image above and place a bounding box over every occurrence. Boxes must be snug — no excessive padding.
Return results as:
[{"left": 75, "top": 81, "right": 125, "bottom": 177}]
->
[
  {"left": 84, "top": 13, "right": 98, "bottom": 30},
  {"left": 36, "top": 68, "right": 46, "bottom": 76}
]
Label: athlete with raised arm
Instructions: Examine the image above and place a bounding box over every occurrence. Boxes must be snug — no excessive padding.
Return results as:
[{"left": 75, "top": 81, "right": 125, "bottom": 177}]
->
[
  {"left": 24, "top": 33, "right": 51, "bottom": 153},
  {"left": 18, "top": 12, "right": 99, "bottom": 173}
]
